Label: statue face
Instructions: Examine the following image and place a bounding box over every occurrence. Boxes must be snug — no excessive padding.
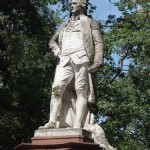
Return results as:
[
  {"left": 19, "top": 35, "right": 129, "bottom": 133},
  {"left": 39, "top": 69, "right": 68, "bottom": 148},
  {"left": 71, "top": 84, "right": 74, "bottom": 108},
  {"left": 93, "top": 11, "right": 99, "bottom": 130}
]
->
[{"left": 71, "top": 0, "right": 84, "bottom": 15}]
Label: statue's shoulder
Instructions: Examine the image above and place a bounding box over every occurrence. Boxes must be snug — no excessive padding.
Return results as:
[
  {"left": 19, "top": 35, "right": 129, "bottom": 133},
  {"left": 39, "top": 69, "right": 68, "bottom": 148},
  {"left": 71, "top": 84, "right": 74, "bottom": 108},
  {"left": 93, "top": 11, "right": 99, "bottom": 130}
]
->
[{"left": 87, "top": 17, "right": 100, "bottom": 29}]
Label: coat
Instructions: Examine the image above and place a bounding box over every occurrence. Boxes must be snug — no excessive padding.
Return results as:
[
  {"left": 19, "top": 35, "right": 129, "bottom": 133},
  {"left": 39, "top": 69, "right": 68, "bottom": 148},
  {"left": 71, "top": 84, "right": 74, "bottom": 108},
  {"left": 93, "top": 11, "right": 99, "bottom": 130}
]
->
[
  {"left": 49, "top": 14, "right": 104, "bottom": 66},
  {"left": 49, "top": 14, "right": 104, "bottom": 103}
]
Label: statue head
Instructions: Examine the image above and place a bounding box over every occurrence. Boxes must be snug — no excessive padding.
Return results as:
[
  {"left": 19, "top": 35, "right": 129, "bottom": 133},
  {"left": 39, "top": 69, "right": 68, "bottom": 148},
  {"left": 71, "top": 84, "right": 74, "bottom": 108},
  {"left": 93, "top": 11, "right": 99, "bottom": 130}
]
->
[{"left": 70, "top": 0, "right": 88, "bottom": 16}]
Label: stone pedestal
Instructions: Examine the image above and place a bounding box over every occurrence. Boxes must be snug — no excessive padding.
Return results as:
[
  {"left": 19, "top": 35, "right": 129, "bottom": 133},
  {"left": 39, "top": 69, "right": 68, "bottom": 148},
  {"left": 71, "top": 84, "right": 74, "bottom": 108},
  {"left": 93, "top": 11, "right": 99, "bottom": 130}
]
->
[
  {"left": 32, "top": 128, "right": 94, "bottom": 144},
  {"left": 15, "top": 128, "right": 102, "bottom": 150}
]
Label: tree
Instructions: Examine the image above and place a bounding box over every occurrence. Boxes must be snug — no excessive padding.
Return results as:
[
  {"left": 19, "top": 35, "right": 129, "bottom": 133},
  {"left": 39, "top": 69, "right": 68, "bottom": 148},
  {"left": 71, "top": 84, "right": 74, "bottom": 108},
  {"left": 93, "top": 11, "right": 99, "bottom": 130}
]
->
[
  {"left": 0, "top": 0, "right": 61, "bottom": 149},
  {"left": 96, "top": 0, "right": 150, "bottom": 149},
  {"left": 0, "top": 0, "right": 96, "bottom": 149}
]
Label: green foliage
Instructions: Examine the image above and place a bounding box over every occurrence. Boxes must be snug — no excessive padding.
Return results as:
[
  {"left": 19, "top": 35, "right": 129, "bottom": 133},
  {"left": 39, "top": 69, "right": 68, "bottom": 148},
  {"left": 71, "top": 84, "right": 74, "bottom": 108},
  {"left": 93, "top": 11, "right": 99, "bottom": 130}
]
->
[
  {"left": 96, "top": 0, "right": 150, "bottom": 149},
  {"left": 0, "top": 0, "right": 60, "bottom": 149}
]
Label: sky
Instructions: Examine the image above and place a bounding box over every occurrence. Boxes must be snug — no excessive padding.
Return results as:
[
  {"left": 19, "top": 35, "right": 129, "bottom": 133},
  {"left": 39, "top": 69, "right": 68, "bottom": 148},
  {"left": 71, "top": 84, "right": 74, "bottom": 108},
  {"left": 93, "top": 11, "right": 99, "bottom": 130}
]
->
[
  {"left": 89, "top": 1, "right": 126, "bottom": 67},
  {"left": 52, "top": 0, "right": 122, "bottom": 21},
  {"left": 90, "top": 0, "right": 130, "bottom": 71},
  {"left": 90, "top": 0, "right": 121, "bottom": 20}
]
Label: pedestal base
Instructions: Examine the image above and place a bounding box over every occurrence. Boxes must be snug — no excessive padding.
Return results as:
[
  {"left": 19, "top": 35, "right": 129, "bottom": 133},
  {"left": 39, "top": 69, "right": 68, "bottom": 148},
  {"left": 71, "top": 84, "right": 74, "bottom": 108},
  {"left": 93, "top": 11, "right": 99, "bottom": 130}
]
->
[
  {"left": 15, "top": 128, "right": 102, "bottom": 150},
  {"left": 15, "top": 142, "right": 101, "bottom": 150},
  {"left": 32, "top": 128, "right": 93, "bottom": 144}
]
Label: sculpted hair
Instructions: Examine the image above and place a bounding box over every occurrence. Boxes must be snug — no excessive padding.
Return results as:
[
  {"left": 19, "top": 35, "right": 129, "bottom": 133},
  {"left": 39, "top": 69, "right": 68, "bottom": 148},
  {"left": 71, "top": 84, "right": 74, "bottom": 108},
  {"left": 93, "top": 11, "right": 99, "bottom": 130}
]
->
[{"left": 78, "top": 0, "right": 88, "bottom": 8}]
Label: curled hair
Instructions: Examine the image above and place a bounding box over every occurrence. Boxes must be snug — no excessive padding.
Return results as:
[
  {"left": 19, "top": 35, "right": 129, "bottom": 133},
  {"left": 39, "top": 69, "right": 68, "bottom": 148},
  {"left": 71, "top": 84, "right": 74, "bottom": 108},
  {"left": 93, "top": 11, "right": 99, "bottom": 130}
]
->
[{"left": 79, "top": 0, "right": 88, "bottom": 8}]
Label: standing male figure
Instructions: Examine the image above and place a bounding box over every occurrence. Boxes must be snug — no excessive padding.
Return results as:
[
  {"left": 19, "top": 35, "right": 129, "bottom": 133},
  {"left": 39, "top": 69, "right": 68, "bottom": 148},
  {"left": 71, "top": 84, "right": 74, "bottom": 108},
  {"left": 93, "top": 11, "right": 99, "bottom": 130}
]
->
[{"left": 42, "top": 0, "right": 104, "bottom": 129}]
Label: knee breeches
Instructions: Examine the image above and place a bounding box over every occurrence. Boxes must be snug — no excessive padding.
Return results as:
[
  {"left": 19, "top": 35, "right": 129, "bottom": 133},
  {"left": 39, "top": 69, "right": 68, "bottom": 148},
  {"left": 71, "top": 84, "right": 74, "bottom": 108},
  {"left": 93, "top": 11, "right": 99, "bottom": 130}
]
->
[{"left": 52, "top": 60, "right": 89, "bottom": 99}]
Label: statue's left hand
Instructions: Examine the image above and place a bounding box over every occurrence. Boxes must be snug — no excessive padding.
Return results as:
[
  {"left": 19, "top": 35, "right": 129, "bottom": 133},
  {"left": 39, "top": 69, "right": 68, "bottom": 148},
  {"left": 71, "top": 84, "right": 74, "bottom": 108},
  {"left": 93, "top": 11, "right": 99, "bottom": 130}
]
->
[{"left": 88, "top": 62, "right": 103, "bottom": 73}]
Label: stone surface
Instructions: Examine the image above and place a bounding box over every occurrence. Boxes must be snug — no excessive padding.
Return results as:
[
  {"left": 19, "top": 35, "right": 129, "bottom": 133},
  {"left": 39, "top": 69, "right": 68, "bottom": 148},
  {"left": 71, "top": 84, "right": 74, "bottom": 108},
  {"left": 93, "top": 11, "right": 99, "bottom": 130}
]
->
[
  {"left": 32, "top": 128, "right": 93, "bottom": 145},
  {"left": 40, "top": 0, "right": 104, "bottom": 131},
  {"left": 34, "top": 128, "right": 92, "bottom": 138},
  {"left": 15, "top": 129, "right": 100, "bottom": 150}
]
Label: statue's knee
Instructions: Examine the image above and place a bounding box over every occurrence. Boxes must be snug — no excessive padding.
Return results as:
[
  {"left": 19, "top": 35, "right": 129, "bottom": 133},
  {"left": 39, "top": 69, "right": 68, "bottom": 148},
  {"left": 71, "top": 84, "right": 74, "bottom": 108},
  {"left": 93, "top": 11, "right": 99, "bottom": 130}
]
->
[
  {"left": 76, "top": 89, "right": 87, "bottom": 99},
  {"left": 52, "top": 84, "right": 62, "bottom": 99}
]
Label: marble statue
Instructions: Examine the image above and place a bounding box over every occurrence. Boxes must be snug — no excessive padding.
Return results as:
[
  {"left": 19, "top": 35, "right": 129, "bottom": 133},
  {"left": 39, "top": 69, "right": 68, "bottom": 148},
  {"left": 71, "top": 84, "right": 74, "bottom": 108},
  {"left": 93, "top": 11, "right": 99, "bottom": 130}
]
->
[{"left": 40, "top": 0, "right": 116, "bottom": 149}]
